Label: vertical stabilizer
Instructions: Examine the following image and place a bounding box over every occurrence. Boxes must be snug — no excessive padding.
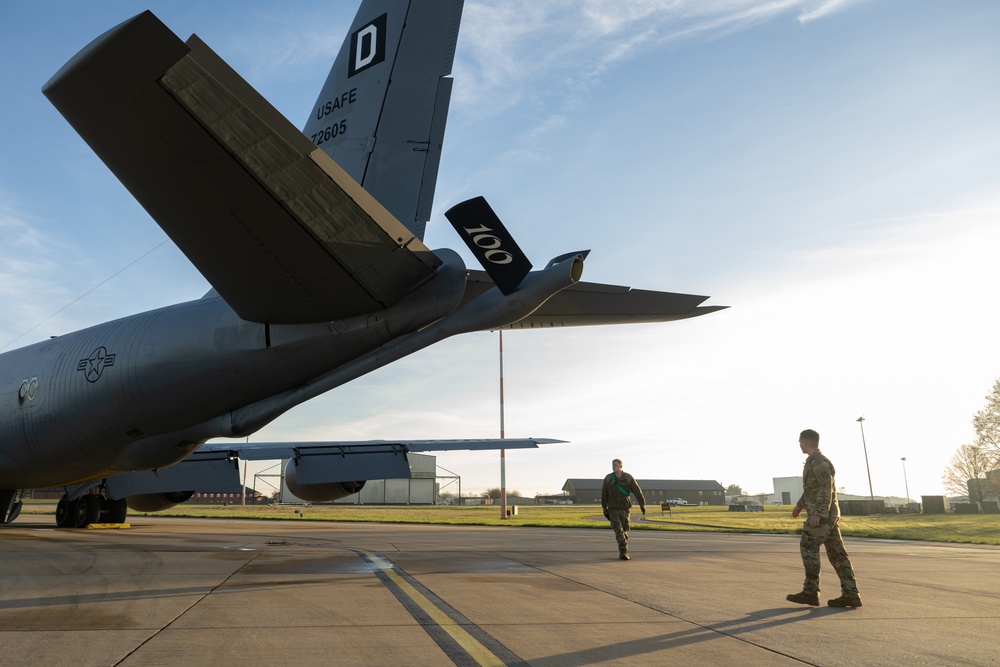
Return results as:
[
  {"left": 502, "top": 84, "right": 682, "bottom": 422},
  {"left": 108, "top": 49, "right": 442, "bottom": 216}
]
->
[{"left": 304, "top": 0, "right": 464, "bottom": 240}]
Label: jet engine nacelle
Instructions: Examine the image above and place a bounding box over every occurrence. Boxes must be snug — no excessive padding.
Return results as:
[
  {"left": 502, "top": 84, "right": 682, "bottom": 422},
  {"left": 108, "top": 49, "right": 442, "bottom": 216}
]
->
[
  {"left": 284, "top": 459, "right": 365, "bottom": 502},
  {"left": 126, "top": 490, "right": 195, "bottom": 512}
]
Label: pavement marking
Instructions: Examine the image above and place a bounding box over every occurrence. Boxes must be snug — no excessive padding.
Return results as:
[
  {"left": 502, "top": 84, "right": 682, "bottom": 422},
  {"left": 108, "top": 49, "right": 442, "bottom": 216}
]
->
[{"left": 354, "top": 548, "right": 527, "bottom": 667}]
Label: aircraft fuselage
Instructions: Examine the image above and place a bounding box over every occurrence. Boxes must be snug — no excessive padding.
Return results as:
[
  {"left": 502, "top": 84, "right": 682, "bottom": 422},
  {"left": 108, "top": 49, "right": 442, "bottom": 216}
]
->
[{"left": 0, "top": 260, "right": 463, "bottom": 489}]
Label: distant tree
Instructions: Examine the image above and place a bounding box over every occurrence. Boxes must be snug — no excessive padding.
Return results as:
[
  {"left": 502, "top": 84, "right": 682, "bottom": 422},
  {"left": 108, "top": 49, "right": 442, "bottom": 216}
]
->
[
  {"left": 481, "top": 488, "right": 520, "bottom": 499},
  {"left": 724, "top": 484, "right": 744, "bottom": 496},
  {"left": 942, "top": 444, "right": 1000, "bottom": 504},
  {"left": 753, "top": 492, "right": 770, "bottom": 505},
  {"left": 973, "top": 377, "right": 1000, "bottom": 455}
]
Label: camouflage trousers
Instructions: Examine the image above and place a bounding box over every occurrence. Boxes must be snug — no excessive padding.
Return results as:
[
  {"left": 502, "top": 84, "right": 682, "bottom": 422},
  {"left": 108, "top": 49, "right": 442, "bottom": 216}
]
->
[
  {"left": 799, "top": 518, "right": 859, "bottom": 595},
  {"left": 608, "top": 508, "right": 631, "bottom": 551}
]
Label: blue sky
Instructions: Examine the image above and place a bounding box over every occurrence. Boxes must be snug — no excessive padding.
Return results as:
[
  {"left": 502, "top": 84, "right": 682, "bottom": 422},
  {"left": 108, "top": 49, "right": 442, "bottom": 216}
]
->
[{"left": 2, "top": 1, "right": 999, "bottom": 500}]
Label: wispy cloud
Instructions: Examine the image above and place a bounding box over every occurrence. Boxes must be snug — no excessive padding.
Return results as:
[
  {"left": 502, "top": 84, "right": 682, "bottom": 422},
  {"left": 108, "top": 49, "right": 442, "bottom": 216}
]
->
[
  {"left": 456, "top": 0, "right": 853, "bottom": 111},
  {"left": 207, "top": 6, "right": 347, "bottom": 84},
  {"left": 0, "top": 198, "right": 72, "bottom": 349},
  {"left": 0, "top": 193, "right": 180, "bottom": 351},
  {"left": 798, "top": 0, "right": 866, "bottom": 24},
  {"left": 443, "top": 0, "right": 873, "bottom": 203}
]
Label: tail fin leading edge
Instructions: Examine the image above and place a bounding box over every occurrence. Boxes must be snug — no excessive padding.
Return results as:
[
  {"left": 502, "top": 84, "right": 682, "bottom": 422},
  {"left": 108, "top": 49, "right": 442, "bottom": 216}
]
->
[{"left": 304, "top": 0, "right": 464, "bottom": 240}]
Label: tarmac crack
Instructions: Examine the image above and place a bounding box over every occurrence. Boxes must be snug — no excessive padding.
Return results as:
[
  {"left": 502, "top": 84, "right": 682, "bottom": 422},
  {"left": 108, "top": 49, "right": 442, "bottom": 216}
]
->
[{"left": 111, "top": 548, "right": 266, "bottom": 666}]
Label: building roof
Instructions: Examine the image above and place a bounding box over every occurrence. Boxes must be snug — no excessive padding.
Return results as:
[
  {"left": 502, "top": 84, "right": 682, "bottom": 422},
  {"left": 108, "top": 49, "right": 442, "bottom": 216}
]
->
[{"left": 563, "top": 479, "right": 725, "bottom": 492}]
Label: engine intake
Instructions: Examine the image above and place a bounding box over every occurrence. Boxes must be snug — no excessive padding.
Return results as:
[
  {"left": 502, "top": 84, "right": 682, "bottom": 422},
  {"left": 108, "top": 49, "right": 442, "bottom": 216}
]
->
[
  {"left": 126, "top": 490, "right": 195, "bottom": 512},
  {"left": 284, "top": 459, "right": 365, "bottom": 502}
]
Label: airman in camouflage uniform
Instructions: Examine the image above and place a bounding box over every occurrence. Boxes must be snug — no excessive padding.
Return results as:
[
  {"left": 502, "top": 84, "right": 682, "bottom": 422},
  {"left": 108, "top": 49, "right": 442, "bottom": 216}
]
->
[
  {"left": 787, "top": 429, "right": 863, "bottom": 608},
  {"left": 601, "top": 459, "right": 646, "bottom": 560}
]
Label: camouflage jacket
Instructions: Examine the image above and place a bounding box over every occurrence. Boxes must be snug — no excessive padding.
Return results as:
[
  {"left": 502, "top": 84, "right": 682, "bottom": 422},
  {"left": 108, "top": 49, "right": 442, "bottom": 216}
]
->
[
  {"left": 601, "top": 472, "right": 646, "bottom": 511},
  {"left": 795, "top": 450, "right": 840, "bottom": 519}
]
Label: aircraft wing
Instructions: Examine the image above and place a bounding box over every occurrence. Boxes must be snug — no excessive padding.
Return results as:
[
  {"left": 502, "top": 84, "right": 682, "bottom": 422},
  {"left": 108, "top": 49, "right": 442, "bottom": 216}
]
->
[
  {"left": 100, "top": 438, "right": 561, "bottom": 500},
  {"left": 42, "top": 11, "right": 439, "bottom": 324},
  {"left": 460, "top": 270, "right": 727, "bottom": 328},
  {"left": 200, "top": 438, "right": 564, "bottom": 461},
  {"left": 201, "top": 438, "right": 564, "bottom": 485}
]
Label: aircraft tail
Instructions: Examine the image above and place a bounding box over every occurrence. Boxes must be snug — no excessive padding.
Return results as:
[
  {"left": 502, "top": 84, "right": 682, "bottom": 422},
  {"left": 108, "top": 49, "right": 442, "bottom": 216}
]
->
[{"left": 304, "top": 0, "right": 463, "bottom": 240}]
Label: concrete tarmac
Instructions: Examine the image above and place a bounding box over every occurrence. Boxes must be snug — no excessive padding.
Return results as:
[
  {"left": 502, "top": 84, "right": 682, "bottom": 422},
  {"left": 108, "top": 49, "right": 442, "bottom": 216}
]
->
[{"left": 1, "top": 516, "right": 997, "bottom": 666}]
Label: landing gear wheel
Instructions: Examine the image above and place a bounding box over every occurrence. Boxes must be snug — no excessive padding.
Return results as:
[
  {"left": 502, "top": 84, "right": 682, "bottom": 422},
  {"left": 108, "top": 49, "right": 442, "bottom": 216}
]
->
[
  {"left": 103, "top": 497, "right": 128, "bottom": 524},
  {"left": 56, "top": 496, "right": 76, "bottom": 528},
  {"left": 74, "top": 495, "right": 101, "bottom": 527}
]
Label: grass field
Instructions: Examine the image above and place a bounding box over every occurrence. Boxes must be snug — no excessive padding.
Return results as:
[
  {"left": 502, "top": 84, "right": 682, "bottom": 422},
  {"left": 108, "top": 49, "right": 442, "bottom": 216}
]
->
[{"left": 21, "top": 501, "right": 1000, "bottom": 545}]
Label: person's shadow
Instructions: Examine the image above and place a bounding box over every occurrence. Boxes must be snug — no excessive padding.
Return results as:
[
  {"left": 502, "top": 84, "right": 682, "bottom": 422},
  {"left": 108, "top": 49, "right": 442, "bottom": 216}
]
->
[{"left": 527, "top": 605, "right": 848, "bottom": 667}]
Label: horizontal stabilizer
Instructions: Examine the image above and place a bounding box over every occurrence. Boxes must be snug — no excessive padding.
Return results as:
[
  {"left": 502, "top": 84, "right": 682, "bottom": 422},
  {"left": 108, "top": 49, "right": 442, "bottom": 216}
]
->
[
  {"left": 43, "top": 11, "right": 439, "bottom": 323},
  {"left": 459, "top": 271, "right": 727, "bottom": 328}
]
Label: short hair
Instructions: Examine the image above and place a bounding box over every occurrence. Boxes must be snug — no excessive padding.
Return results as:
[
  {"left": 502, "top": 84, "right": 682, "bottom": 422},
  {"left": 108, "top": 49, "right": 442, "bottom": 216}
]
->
[
  {"left": 612, "top": 458, "right": 622, "bottom": 465},
  {"left": 799, "top": 429, "right": 820, "bottom": 444}
]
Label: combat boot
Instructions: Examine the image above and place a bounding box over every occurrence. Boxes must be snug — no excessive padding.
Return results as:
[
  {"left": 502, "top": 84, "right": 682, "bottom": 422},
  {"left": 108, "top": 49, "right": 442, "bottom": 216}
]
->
[
  {"left": 619, "top": 550, "right": 631, "bottom": 561},
  {"left": 827, "top": 594, "right": 863, "bottom": 607},
  {"left": 786, "top": 591, "right": 819, "bottom": 606}
]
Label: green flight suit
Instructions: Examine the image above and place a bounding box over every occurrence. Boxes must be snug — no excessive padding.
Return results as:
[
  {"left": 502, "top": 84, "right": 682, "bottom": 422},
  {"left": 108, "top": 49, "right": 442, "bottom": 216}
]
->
[{"left": 601, "top": 472, "right": 646, "bottom": 552}]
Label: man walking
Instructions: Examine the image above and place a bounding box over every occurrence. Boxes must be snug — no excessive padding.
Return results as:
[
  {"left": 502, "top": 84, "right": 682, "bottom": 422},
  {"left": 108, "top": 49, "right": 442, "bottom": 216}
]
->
[
  {"left": 601, "top": 458, "right": 646, "bottom": 560},
  {"left": 787, "top": 429, "right": 863, "bottom": 608}
]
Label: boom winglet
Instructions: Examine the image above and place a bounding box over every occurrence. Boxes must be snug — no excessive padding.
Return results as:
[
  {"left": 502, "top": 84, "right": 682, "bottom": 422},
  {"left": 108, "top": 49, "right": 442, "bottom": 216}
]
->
[{"left": 445, "top": 196, "right": 534, "bottom": 295}]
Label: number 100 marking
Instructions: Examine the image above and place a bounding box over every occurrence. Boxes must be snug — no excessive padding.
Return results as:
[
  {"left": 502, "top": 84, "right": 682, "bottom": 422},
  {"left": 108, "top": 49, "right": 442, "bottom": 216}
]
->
[{"left": 461, "top": 224, "right": 513, "bottom": 264}]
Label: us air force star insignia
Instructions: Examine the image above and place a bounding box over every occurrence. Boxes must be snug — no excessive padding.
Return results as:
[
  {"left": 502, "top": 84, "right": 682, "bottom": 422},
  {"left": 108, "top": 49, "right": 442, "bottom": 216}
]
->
[{"left": 77, "top": 347, "right": 116, "bottom": 383}]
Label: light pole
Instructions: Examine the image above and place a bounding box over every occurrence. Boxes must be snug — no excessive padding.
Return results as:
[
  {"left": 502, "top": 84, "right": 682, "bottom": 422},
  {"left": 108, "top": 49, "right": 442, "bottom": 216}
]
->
[
  {"left": 901, "top": 457, "right": 910, "bottom": 505},
  {"left": 856, "top": 417, "right": 875, "bottom": 513},
  {"left": 499, "top": 330, "right": 507, "bottom": 520}
]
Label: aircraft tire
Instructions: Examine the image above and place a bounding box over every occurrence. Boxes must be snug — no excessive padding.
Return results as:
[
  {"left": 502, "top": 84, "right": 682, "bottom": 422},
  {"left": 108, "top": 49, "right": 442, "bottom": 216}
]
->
[
  {"left": 104, "top": 497, "right": 128, "bottom": 524},
  {"left": 55, "top": 496, "right": 75, "bottom": 527},
  {"left": 74, "top": 495, "right": 101, "bottom": 527}
]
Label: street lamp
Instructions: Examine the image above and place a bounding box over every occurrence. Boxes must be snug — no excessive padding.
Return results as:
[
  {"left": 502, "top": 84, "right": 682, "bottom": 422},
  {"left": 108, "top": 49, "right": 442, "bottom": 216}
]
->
[
  {"left": 856, "top": 417, "right": 876, "bottom": 513},
  {"left": 901, "top": 457, "right": 910, "bottom": 505},
  {"left": 499, "top": 330, "right": 507, "bottom": 520}
]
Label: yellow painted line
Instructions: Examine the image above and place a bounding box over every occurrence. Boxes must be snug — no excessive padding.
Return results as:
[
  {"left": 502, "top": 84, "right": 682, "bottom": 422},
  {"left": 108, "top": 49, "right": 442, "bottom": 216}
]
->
[
  {"left": 86, "top": 523, "right": 131, "bottom": 530},
  {"left": 359, "top": 549, "right": 506, "bottom": 667}
]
